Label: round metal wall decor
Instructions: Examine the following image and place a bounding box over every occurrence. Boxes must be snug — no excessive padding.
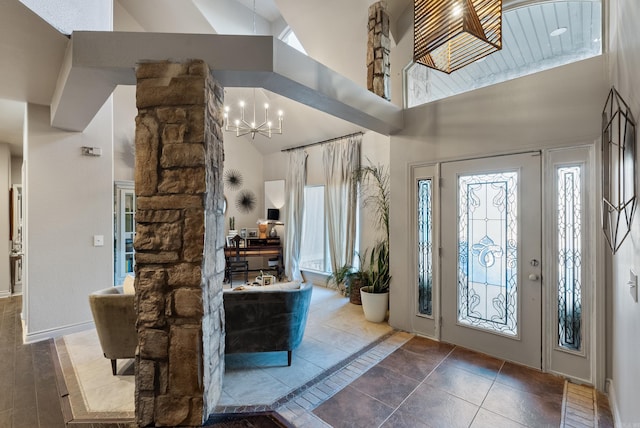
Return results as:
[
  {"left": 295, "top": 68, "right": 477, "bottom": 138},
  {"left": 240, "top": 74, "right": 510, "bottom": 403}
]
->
[
  {"left": 236, "top": 190, "right": 257, "bottom": 213},
  {"left": 224, "top": 169, "right": 243, "bottom": 189}
]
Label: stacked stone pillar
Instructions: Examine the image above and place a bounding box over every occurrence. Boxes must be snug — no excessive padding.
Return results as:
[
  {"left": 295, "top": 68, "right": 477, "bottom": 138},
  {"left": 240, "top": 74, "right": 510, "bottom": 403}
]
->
[
  {"left": 134, "top": 60, "right": 226, "bottom": 427},
  {"left": 367, "top": 1, "right": 391, "bottom": 100}
]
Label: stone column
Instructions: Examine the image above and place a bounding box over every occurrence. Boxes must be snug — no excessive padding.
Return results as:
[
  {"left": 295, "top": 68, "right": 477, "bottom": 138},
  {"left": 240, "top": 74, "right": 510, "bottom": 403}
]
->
[
  {"left": 134, "top": 60, "right": 226, "bottom": 427},
  {"left": 367, "top": 1, "right": 391, "bottom": 100}
]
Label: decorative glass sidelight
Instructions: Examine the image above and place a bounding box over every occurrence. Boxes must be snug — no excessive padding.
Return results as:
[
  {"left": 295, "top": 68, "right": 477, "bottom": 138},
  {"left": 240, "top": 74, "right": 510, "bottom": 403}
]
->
[
  {"left": 458, "top": 172, "right": 518, "bottom": 336},
  {"left": 417, "top": 179, "right": 433, "bottom": 316},
  {"left": 557, "top": 166, "right": 582, "bottom": 351}
]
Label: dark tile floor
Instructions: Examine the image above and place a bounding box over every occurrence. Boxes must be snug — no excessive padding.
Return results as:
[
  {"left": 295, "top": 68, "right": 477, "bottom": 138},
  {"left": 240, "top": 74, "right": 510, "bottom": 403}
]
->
[
  {"left": 1, "top": 295, "right": 614, "bottom": 428},
  {"left": 0, "top": 296, "right": 289, "bottom": 428},
  {"left": 313, "top": 336, "right": 610, "bottom": 428},
  {"left": 0, "top": 295, "right": 66, "bottom": 428}
]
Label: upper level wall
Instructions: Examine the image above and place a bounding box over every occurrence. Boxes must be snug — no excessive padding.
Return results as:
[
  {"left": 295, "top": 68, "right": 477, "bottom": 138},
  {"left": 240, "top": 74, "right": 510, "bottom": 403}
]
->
[
  {"left": 388, "top": 55, "right": 608, "bottom": 332},
  {"left": 607, "top": 0, "right": 640, "bottom": 424}
]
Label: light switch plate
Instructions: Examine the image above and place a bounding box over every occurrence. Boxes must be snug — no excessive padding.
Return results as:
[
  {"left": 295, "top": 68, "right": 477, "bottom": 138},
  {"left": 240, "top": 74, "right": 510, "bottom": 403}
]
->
[
  {"left": 629, "top": 269, "right": 638, "bottom": 303},
  {"left": 93, "top": 235, "right": 104, "bottom": 247}
]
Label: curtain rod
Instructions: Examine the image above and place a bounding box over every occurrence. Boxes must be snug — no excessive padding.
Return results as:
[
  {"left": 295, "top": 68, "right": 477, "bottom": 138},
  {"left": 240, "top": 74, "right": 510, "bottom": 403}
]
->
[{"left": 280, "top": 131, "right": 363, "bottom": 153}]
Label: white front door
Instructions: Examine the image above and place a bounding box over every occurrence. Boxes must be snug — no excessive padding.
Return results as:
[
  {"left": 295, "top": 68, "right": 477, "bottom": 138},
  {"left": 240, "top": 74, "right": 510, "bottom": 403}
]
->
[{"left": 440, "top": 152, "right": 542, "bottom": 368}]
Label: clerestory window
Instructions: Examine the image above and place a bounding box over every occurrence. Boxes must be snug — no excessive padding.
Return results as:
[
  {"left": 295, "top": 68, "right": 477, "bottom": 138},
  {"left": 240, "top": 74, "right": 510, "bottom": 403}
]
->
[
  {"left": 406, "top": 0, "right": 602, "bottom": 107},
  {"left": 280, "top": 27, "right": 307, "bottom": 55}
]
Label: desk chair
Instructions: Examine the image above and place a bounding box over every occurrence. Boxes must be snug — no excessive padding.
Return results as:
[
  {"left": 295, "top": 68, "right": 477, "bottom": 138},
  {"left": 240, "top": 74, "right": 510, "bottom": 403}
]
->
[{"left": 226, "top": 234, "right": 249, "bottom": 284}]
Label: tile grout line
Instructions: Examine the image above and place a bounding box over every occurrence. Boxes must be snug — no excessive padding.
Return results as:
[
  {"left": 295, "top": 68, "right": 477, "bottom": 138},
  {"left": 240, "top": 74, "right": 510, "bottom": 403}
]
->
[
  {"left": 375, "top": 343, "right": 458, "bottom": 428},
  {"left": 33, "top": 343, "right": 45, "bottom": 428},
  {"left": 467, "top": 356, "right": 506, "bottom": 428},
  {"left": 594, "top": 388, "right": 600, "bottom": 428},
  {"left": 560, "top": 380, "right": 569, "bottom": 428}
]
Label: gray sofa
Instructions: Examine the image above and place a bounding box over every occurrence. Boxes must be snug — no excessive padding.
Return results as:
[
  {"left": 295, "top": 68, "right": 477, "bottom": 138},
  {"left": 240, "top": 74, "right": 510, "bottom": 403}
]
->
[
  {"left": 88, "top": 281, "right": 312, "bottom": 375},
  {"left": 88, "top": 285, "right": 137, "bottom": 375},
  {"left": 223, "top": 282, "right": 313, "bottom": 366}
]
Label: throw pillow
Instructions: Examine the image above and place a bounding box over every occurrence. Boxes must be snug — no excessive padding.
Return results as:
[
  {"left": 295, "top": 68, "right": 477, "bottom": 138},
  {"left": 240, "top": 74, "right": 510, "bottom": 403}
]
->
[{"left": 123, "top": 274, "right": 135, "bottom": 295}]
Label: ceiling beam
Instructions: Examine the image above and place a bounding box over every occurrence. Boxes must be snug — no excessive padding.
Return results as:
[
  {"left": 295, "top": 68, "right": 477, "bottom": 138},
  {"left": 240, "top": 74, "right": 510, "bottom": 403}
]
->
[{"left": 51, "top": 31, "right": 403, "bottom": 135}]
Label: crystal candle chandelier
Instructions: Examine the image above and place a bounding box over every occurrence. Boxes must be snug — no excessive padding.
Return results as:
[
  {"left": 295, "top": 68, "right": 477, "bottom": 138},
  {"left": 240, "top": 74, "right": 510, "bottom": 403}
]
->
[{"left": 223, "top": 89, "right": 283, "bottom": 139}]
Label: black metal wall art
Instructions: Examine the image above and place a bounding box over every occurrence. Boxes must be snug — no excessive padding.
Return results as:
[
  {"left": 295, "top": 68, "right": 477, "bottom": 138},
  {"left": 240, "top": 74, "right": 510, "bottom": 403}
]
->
[
  {"left": 235, "top": 190, "right": 257, "bottom": 213},
  {"left": 224, "top": 169, "right": 243, "bottom": 189},
  {"left": 602, "top": 87, "right": 637, "bottom": 253}
]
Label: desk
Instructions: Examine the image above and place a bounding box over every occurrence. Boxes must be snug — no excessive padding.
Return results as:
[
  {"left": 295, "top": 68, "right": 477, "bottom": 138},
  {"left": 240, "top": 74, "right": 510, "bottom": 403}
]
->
[{"left": 224, "top": 244, "right": 283, "bottom": 283}]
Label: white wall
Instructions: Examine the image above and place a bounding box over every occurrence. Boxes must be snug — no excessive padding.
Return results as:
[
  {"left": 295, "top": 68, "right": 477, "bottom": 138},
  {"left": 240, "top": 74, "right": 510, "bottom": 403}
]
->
[
  {"left": 277, "top": 0, "right": 369, "bottom": 89},
  {"left": 223, "top": 137, "right": 265, "bottom": 234},
  {"left": 0, "top": 144, "right": 11, "bottom": 297},
  {"left": 388, "top": 56, "right": 608, "bottom": 333},
  {"left": 113, "top": 85, "right": 136, "bottom": 182},
  {"left": 11, "top": 156, "right": 22, "bottom": 185},
  {"left": 264, "top": 151, "right": 287, "bottom": 182},
  {"left": 113, "top": 0, "right": 144, "bottom": 32},
  {"left": 24, "top": 101, "right": 113, "bottom": 341},
  {"left": 192, "top": 0, "right": 271, "bottom": 35},
  {"left": 607, "top": 0, "right": 640, "bottom": 424}
]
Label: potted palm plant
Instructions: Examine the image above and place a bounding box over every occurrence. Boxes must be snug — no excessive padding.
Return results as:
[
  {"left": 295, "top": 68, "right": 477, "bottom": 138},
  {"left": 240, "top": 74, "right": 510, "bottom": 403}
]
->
[
  {"left": 326, "top": 261, "right": 369, "bottom": 305},
  {"left": 346, "top": 250, "right": 370, "bottom": 305},
  {"left": 326, "top": 264, "right": 353, "bottom": 296},
  {"left": 356, "top": 162, "right": 391, "bottom": 322}
]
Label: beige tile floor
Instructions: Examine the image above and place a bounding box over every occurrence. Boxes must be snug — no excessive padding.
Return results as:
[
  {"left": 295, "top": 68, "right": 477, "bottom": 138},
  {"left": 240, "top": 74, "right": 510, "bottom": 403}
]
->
[
  {"left": 58, "top": 284, "right": 393, "bottom": 416},
  {"left": 220, "top": 285, "right": 393, "bottom": 406}
]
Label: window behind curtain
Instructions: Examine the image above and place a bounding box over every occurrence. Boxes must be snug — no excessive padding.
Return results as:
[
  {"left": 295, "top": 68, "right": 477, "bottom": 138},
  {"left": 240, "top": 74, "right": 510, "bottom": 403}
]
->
[{"left": 300, "top": 186, "right": 330, "bottom": 273}]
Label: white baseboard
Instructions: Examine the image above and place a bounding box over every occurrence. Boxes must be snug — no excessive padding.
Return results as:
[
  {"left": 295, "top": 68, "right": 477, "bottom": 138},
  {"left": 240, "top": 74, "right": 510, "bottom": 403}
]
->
[
  {"left": 606, "top": 378, "right": 623, "bottom": 427},
  {"left": 0, "top": 290, "right": 11, "bottom": 299},
  {"left": 23, "top": 320, "right": 95, "bottom": 344}
]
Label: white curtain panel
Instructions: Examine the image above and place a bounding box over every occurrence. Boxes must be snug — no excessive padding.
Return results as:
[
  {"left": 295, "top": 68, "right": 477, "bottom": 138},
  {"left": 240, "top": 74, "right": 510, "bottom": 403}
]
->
[
  {"left": 323, "top": 136, "right": 361, "bottom": 276},
  {"left": 284, "top": 149, "right": 308, "bottom": 281}
]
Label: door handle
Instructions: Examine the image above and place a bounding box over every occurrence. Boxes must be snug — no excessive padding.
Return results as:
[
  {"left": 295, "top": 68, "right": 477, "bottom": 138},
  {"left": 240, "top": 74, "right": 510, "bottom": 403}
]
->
[{"left": 528, "top": 259, "right": 540, "bottom": 281}]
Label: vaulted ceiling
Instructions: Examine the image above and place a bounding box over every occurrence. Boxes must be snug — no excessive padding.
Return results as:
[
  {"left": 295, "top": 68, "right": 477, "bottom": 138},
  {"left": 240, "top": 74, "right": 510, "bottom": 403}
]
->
[
  {"left": 0, "top": 0, "right": 415, "bottom": 156},
  {"left": 0, "top": 0, "right": 603, "bottom": 155}
]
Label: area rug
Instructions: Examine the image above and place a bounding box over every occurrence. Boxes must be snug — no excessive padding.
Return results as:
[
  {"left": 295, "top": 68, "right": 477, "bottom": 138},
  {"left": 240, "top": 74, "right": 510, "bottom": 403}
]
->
[
  {"left": 54, "top": 330, "right": 135, "bottom": 422},
  {"left": 54, "top": 285, "right": 394, "bottom": 419}
]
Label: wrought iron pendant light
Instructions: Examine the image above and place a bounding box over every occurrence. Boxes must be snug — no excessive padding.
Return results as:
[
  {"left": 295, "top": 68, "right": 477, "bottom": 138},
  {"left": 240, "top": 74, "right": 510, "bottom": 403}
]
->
[{"left": 414, "top": 0, "right": 502, "bottom": 74}]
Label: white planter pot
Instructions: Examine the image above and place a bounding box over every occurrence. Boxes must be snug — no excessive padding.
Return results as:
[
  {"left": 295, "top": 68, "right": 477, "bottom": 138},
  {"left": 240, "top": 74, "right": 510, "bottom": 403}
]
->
[{"left": 360, "top": 286, "right": 389, "bottom": 323}]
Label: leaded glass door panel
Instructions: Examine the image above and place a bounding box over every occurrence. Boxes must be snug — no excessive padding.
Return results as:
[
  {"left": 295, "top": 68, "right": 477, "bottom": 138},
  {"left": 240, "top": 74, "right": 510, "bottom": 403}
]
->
[{"left": 441, "top": 153, "right": 542, "bottom": 368}]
